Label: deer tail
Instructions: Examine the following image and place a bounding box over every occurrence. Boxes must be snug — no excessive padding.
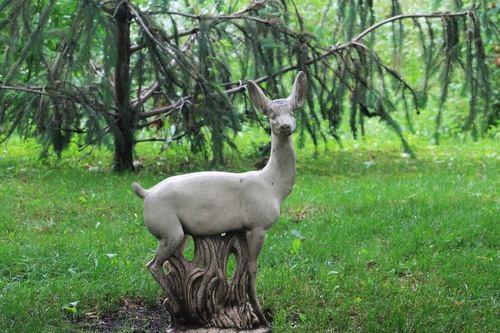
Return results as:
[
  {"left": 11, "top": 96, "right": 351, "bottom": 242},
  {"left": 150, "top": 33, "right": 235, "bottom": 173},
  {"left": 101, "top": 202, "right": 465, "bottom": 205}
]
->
[{"left": 132, "top": 182, "right": 149, "bottom": 200}]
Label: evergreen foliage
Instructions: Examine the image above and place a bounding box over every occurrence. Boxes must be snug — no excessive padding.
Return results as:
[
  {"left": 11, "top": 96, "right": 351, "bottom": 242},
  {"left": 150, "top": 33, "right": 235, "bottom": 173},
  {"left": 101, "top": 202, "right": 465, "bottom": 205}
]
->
[{"left": 0, "top": 0, "right": 497, "bottom": 170}]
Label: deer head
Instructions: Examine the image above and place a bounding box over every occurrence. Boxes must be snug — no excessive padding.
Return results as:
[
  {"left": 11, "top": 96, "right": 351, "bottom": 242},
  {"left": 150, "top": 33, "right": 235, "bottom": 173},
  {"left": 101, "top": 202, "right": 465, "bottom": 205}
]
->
[{"left": 247, "top": 71, "right": 308, "bottom": 137}]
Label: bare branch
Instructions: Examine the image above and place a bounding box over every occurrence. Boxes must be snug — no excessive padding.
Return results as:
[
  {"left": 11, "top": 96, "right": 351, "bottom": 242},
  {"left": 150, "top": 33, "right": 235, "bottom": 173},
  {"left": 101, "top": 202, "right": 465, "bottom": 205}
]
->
[
  {"left": 0, "top": 85, "right": 49, "bottom": 95},
  {"left": 139, "top": 97, "right": 192, "bottom": 119},
  {"left": 131, "top": 81, "right": 160, "bottom": 109},
  {"left": 352, "top": 10, "right": 472, "bottom": 43},
  {"left": 130, "top": 27, "right": 199, "bottom": 53},
  {"left": 135, "top": 138, "right": 169, "bottom": 143},
  {"left": 145, "top": 0, "right": 266, "bottom": 18}
]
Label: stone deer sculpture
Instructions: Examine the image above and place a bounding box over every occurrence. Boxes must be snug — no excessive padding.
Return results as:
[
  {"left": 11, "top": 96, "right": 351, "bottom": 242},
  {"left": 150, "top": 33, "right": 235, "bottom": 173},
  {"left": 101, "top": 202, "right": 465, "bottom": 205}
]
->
[{"left": 132, "top": 71, "right": 307, "bottom": 324}]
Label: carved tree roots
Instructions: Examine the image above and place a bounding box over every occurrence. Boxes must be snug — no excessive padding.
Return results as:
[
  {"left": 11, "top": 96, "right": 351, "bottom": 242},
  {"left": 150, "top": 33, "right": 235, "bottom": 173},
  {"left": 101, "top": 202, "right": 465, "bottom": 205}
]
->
[{"left": 161, "top": 231, "right": 270, "bottom": 332}]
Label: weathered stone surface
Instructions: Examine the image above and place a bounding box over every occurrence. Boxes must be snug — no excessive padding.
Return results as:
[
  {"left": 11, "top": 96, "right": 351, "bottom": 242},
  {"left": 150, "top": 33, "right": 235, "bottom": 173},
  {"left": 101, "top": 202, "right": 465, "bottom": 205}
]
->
[{"left": 162, "top": 232, "right": 260, "bottom": 330}]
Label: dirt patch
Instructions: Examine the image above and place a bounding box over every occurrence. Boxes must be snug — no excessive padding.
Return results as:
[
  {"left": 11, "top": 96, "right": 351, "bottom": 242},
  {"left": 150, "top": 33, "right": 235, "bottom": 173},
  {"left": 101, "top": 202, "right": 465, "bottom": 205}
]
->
[
  {"left": 77, "top": 298, "right": 274, "bottom": 332},
  {"left": 78, "top": 298, "right": 170, "bottom": 332}
]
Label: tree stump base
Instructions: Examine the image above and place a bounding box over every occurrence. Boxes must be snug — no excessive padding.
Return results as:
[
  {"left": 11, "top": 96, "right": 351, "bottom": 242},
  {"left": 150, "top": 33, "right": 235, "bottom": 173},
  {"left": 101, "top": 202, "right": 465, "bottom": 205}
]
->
[{"left": 161, "top": 231, "right": 270, "bottom": 332}]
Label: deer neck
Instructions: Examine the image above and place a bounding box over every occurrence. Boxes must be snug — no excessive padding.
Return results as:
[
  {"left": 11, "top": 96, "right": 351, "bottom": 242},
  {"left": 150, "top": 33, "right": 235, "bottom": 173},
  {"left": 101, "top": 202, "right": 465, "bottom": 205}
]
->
[{"left": 262, "top": 132, "right": 296, "bottom": 202}]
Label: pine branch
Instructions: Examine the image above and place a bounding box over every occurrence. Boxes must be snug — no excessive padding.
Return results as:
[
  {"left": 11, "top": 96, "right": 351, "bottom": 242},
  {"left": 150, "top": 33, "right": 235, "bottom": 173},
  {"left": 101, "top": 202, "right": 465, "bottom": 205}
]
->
[
  {"left": 131, "top": 8, "right": 481, "bottom": 148},
  {"left": 127, "top": 4, "right": 199, "bottom": 80},
  {"left": 2, "top": 0, "right": 56, "bottom": 85},
  {"left": 0, "top": 84, "right": 119, "bottom": 118},
  {"left": 212, "top": 10, "right": 474, "bottom": 92}
]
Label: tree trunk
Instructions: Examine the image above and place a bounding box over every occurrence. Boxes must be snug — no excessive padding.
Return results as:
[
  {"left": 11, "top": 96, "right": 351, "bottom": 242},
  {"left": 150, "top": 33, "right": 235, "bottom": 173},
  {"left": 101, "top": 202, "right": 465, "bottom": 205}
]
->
[{"left": 112, "top": 0, "right": 135, "bottom": 172}]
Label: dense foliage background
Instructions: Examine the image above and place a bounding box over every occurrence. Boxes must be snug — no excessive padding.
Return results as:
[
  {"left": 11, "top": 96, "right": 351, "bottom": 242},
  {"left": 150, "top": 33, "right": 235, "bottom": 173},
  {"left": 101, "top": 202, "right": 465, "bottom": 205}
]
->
[{"left": 1, "top": 0, "right": 499, "bottom": 171}]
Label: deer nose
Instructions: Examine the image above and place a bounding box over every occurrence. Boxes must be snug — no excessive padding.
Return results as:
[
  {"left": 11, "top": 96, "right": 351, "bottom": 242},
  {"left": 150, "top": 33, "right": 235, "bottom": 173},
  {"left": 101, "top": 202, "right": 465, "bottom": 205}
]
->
[
  {"left": 278, "top": 122, "right": 295, "bottom": 136},
  {"left": 280, "top": 124, "right": 291, "bottom": 131}
]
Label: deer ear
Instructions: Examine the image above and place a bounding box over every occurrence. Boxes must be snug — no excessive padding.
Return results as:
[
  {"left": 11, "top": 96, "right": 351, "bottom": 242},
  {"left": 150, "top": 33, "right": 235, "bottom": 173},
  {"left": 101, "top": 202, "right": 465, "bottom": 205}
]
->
[
  {"left": 247, "top": 80, "right": 271, "bottom": 115},
  {"left": 288, "top": 71, "right": 308, "bottom": 109}
]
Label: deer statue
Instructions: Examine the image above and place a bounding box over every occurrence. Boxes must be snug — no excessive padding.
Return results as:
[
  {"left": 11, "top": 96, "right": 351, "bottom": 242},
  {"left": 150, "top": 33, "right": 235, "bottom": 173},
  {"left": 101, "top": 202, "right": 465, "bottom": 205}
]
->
[{"left": 132, "top": 71, "right": 307, "bottom": 325}]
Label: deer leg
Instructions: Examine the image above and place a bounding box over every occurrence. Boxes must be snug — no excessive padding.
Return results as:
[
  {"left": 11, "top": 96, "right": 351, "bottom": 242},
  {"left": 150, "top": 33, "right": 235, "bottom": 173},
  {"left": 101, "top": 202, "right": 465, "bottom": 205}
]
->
[
  {"left": 147, "top": 230, "right": 184, "bottom": 292},
  {"left": 246, "top": 228, "right": 268, "bottom": 325}
]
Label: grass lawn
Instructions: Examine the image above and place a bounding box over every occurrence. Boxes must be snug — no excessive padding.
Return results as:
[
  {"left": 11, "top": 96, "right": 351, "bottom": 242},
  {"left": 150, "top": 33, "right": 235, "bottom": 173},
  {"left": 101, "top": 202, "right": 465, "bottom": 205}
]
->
[{"left": 0, "top": 136, "right": 499, "bottom": 332}]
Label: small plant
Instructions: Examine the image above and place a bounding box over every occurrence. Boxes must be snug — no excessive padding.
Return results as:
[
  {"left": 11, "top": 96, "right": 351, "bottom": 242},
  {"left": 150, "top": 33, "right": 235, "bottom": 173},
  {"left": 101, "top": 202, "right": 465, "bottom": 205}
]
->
[
  {"left": 290, "top": 238, "right": 301, "bottom": 255},
  {"left": 61, "top": 301, "right": 78, "bottom": 315},
  {"left": 290, "top": 229, "right": 305, "bottom": 255}
]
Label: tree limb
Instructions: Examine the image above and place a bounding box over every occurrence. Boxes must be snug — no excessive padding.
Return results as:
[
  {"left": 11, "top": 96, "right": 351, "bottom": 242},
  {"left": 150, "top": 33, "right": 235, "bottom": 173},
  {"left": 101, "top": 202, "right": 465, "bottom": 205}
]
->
[
  {"left": 0, "top": 85, "right": 50, "bottom": 95},
  {"left": 135, "top": 9, "right": 474, "bottom": 123},
  {"left": 131, "top": 81, "right": 160, "bottom": 109},
  {"left": 352, "top": 10, "right": 472, "bottom": 43}
]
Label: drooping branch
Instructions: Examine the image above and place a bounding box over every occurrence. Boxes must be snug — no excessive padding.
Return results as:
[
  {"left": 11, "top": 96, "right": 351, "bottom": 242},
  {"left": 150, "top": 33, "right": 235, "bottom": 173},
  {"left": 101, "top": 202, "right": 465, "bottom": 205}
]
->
[
  {"left": 1, "top": 8, "right": 478, "bottom": 125},
  {"left": 134, "top": 9, "right": 476, "bottom": 125},
  {"left": 0, "top": 83, "right": 119, "bottom": 115},
  {"left": 127, "top": 4, "right": 199, "bottom": 80}
]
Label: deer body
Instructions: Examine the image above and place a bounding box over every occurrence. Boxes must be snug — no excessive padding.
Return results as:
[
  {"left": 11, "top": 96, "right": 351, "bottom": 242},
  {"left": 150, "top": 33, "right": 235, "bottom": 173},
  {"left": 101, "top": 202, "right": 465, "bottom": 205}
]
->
[{"left": 132, "top": 72, "right": 307, "bottom": 325}]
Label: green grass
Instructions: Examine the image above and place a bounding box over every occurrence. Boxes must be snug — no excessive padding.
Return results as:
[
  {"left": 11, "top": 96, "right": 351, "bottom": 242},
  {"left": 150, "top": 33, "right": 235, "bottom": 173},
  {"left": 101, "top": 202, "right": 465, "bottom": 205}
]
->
[{"left": 1, "top": 137, "right": 499, "bottom": 332}]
